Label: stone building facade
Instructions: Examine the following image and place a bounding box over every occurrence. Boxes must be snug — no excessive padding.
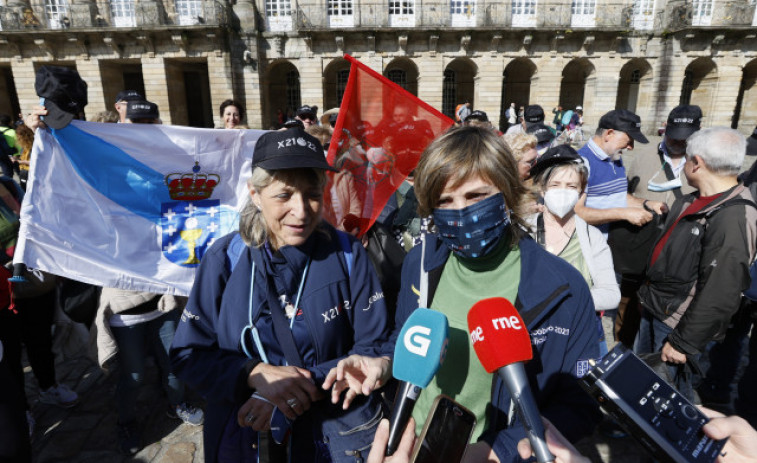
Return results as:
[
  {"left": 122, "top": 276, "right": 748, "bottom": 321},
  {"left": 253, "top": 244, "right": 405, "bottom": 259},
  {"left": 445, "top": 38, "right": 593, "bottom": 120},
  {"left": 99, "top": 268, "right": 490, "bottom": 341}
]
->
[{"left": 1, "top": 0, "right": 756, "bottom": 134}]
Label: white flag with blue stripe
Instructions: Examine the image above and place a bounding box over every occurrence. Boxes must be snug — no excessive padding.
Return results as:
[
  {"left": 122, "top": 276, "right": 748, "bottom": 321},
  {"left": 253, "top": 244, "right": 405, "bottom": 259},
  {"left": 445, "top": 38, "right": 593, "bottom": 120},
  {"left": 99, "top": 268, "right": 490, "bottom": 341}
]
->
[{"left": 15, "top": 120, "right": 265, "bottom": 295}]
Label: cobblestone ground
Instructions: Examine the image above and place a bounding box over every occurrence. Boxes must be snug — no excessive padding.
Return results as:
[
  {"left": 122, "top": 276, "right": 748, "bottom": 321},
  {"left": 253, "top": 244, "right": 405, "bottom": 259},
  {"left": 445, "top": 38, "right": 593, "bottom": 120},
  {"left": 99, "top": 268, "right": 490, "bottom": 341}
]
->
[
  {"left": 27, "top": 351, "right": 650, "bottom": 463},
  {"left": 26, "top": 134, "right": 755, "bottom": 463}
]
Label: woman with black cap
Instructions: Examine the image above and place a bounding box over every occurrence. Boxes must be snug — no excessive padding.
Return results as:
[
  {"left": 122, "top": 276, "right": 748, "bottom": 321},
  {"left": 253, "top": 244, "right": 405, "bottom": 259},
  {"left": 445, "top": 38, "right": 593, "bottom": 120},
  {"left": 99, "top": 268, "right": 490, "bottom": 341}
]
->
[
  {"left": 170, "top": 128, "right": 391, "bottom": 463},
  {"left": 527, "top": 145, "right": 620, "bottom": 353}
]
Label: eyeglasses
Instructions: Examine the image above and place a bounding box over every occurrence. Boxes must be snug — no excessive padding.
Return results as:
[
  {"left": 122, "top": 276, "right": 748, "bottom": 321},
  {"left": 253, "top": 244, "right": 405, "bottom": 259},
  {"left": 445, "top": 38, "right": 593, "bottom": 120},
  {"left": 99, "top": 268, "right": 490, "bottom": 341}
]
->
[
  {"left": 299, "top": 114, "right": 316, "bottom": 121},
  {"left": 519, "top": 157, "right": 538, "bottom": 168}
]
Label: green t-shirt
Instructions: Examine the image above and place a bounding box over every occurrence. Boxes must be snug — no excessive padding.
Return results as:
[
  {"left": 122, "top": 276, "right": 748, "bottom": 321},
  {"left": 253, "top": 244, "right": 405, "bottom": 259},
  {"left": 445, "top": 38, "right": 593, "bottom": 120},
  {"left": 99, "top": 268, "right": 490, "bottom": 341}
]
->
[
  {"left": 412, "top": 238, "right": 521, "bottom": 441},
  {"left": 557, "top": 231, "right": 592, "bottom": 289}
]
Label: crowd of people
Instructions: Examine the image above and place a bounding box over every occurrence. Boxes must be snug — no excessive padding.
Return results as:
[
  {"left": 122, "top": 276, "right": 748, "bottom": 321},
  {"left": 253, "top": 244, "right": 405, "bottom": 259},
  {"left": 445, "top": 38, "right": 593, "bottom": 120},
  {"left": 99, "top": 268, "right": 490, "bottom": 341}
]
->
[{"left": 1, "top": 63, "right": 757, "bottom": 463}]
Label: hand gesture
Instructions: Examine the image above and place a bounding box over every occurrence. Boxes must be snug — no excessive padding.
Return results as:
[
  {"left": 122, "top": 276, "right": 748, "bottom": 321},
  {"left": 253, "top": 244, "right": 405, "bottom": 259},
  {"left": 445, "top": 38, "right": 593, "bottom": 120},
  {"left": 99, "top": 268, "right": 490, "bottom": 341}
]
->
[
  {"left": 247, "top": 363, "right": 320, "bottom": 420},
  {"left": 323, "top": 354, "right": 391, "bottom": 409}
]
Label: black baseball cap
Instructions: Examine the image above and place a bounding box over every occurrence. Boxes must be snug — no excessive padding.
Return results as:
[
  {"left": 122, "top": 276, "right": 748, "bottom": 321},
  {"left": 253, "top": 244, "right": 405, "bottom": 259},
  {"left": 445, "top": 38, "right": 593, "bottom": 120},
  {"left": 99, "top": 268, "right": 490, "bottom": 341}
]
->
[
  {"left": 598, "top": 109, "right": 649, "bottom": 144},
  {"left": 35, "top": 65, "right": 88, "bottom": 130},
  {"left": 524, "top": 105, "right": 545, "bottom": 124},
  {"left": 465, "top": 110, "right": 489, "bottom": 123},
  {"left": 115, "top": 90, "right": 143, "bottom": 104},
  {"left": 526, "top": 123, "right": 555, "bottom": 145},
  {"left": 253, "top": 128, "right": 337, "bottom": 172},
  {"left": 529, "top": 144, "right": 582, "bottom": 179},
  {"left": 296, "top": 105, "right": 317, "bottom": 119},
  {"left": 283, "top": 118, "right": 305, "bottom": 129},
  {"left": 665, "top": 105, "right": 702, "bottom": 140},
  {"left": 126, "top": 100, "right": 159, "bottom": 121}
]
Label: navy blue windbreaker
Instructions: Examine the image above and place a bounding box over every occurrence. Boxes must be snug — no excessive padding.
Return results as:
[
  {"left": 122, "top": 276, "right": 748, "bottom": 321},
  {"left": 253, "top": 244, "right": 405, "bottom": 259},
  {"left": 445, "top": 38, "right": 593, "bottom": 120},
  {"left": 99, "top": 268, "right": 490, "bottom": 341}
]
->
[
  {"left": 393, "top": 234, "right": 602, "bottom": 463},
  {"left": 170, "top": 223, "right": 391, "bottom": 462}
]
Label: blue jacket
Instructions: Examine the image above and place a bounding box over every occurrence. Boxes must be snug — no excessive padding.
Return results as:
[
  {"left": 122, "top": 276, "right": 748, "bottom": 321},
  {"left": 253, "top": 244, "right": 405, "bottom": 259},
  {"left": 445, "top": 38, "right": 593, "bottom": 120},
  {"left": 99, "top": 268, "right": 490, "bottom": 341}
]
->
[
  {"left": 393, "top": 233, "right": 602, "bottom": 463},
  {"left": 170, "top": 224, "right": 391, "bottom": 463}
]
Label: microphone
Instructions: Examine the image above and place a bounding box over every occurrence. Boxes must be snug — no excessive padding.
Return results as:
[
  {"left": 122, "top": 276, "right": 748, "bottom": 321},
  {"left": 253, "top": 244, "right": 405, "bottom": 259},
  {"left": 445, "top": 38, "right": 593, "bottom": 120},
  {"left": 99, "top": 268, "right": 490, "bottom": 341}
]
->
[
  {"left": 387, "top": 308, "right": 449, "bottom": 456},
  {"left": 468, "top": 297, "right": 555, "bottom": 463}
]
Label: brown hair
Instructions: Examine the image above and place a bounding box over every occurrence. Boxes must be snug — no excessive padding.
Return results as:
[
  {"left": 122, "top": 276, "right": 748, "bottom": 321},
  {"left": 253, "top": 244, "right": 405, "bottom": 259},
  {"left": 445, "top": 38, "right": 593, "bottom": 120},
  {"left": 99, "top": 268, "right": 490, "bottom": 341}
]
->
[{"left": 414, "top": 125, "right": 528, "bottom": 245}]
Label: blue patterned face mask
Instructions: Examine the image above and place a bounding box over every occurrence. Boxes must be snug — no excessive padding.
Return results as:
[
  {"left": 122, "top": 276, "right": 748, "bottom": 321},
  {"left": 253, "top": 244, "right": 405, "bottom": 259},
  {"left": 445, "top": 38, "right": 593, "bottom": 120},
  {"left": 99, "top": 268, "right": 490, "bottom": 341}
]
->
[{"left": 432, "top": 193, "right": 510, "bottom": 259}]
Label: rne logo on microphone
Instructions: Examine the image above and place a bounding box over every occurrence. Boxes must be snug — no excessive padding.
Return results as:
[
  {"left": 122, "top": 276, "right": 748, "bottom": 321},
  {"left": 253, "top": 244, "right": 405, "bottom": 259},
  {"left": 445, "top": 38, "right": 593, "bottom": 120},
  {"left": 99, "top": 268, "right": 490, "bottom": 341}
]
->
[
  {"left": 403, "top": 325, "right": 432, "bottom": 357},
  {"left": 470, "top": 326, "right": 484, "bottom": 344},
  {"left": 492, "top": 316, "right": 522, "bottom": 330}
]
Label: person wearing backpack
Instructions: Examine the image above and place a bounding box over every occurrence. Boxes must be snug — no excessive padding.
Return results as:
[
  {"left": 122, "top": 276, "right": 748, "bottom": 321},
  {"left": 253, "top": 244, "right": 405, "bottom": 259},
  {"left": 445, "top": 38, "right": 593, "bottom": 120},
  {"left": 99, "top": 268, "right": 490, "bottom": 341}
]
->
[
  {"left": 170, "top": 128, "right": 392, "bottom": 463},
  {"left": 0, "top": 115, "right": 18, "bottom": 178},
  {"left": 633, "top": 127, "right": 757, "bottom": 403}
]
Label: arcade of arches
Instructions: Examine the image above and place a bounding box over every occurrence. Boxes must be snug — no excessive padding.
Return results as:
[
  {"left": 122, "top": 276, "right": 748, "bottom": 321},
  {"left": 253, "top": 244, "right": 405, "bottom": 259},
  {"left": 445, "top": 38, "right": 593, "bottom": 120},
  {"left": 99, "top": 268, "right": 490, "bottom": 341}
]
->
[{"left": 255, "top": 55, "right": 757, "bottom": 135}]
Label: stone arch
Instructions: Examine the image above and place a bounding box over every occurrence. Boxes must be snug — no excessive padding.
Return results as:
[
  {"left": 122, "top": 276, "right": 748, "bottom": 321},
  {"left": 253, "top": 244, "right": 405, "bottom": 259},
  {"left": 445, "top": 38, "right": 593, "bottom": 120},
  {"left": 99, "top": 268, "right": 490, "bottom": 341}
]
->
[
  {"left": 442, "top": 57, "right": 478, "bottom": 119},
  {"left": 616, "top": 58, "right": 653, "bottom": 114},
  {"left": 323, "top": 57, "right": 351, "bottom": 113},
  {"left": 265, "top": 60, "right": 301, "bottom": 129},
  {"left": 680, "top": 58, "right": 717, "bottom": 122},
  {"left": 383, "top": 57, "right": 419, "bottom": 96},
  {"left": 559, "top": 58, "right": 596, "bottom": 113},
  {"left": 734, "top": 58, "right": 757, "bottom": 131},
  {"left": 501, "top": 58, "right": 537, "bottom": 129}
]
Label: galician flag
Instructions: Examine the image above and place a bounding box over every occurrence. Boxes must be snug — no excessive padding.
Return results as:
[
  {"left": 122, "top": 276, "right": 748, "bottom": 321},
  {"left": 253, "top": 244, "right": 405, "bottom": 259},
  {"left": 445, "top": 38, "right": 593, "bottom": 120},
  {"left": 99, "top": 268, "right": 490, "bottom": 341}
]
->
[{"left": 15, "top": 120, "right": 264, "bottom": 295}]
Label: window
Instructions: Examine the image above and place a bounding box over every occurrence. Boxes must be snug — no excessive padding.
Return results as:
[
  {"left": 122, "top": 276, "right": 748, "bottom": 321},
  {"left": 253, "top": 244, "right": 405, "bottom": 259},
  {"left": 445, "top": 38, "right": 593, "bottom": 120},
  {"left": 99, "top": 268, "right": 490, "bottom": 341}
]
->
[
  {"left": 336, "top": 69, "right": 350, "bottom": 107},
  {"left": 631, "top": 0, "right": 654, "bottom": 29},
  {"left": 286, "top": 70, "right": 301, "bottom": 114},
  {"left": 442, "top": 70, "right": 457, "bottom": 118},
  {"left": 45, "top": 0, "right": 69, "bottom": 29},
  {"left": 387, "top": 69, "right": 407, "bottom": 90},
  {"left": 692, "top": 0, "right": 713, "bottom": 26},
  {"left": 266, "top": 0, "right": 292, "bottom": 31},
  {"left": 329, "top": 0, "right": 354, "bottom": 27},
  {"left": 110, "top": 0, "right": 136, "bottom": 27},
  {"left": 450, "top": 0, "right": 476, "bottom": 27},
  {"left": 389, "top": 0, "right": 415, "bottom": 27},
  {"left": 512, "top": 0, "right": 537, "bottom": 27},
  {"left": 176, "top": 0, "right": 204, "bottom": 25},
  {"left": 630, "top": 69, "right": 641, "bottom": 84},
  {"left": 571, "top": 0, "right": 596, "bottom": 27}
]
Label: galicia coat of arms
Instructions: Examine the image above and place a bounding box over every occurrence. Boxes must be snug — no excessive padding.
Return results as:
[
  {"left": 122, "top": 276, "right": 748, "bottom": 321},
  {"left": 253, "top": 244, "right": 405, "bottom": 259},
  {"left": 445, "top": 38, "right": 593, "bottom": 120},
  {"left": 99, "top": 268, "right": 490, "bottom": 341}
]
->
[{"left": 160, "top": 162, "right": 221, "bottom": 267}]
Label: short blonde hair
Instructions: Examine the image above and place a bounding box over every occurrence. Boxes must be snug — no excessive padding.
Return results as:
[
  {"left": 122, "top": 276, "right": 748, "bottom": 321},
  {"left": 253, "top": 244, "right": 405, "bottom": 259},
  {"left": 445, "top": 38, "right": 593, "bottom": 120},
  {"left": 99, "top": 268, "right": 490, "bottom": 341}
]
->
[
  {"left": 240, "top": 167, "right": 328, "bottom": 247},
  {"left": 306, "top": 125, "right": 331, "bottom": 148},
  {"left": 414, "top": 126, "right": 527, "bottom": 245},
  {"left": 503, "top": 132, "right": 537, "bottom": 161}
]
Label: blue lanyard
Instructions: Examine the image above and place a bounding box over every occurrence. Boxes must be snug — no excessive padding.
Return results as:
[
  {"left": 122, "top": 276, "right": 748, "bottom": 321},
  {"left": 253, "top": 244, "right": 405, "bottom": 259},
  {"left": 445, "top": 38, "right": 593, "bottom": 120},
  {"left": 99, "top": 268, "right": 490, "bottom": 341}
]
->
[{"left": 240, "top": 258, "right": 311, "bottom": 363}]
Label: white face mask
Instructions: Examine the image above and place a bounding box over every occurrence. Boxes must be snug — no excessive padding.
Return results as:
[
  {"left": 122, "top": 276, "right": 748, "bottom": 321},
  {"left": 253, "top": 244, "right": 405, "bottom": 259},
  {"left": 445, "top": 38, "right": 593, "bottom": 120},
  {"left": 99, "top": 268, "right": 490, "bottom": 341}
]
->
[{"left": 544, "top": 188, "right": 580, "bottom": 219}]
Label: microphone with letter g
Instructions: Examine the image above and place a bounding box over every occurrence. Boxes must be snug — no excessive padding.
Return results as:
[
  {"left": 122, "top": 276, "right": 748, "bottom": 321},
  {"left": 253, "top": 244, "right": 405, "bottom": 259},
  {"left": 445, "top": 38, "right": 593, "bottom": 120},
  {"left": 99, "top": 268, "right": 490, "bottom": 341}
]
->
[
  {"left": 468, "top": 297, "right": 555, "bottom": 463},
  {"left": 387, "top": 308, "right": 449, "bottom": 456}
]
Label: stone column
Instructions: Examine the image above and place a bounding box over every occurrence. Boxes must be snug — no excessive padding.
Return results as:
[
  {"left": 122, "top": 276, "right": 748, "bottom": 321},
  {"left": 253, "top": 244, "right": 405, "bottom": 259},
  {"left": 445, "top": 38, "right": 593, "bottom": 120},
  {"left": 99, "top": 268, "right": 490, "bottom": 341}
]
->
[
  {"left": 416, "top": 55, "right": 444, "bottom": 112},
  {"left": 75, "top": 57, "right": 106, "bottom": 115},
  {"left": 11, "top": 60, "right": 39, "bottom": 114},
  {"left": 298, "top": 56, "right": 324, "bottom": 111},
  {"left": 473, "top": 55, "right": 504, "bottom": 126},
  {"left": 207, "top": 51, "right": 236, "bottom": 128},
  {"left": 141, "top": 56, "right": 172, "bottom": 124},
  {"left": 710, "top": 62, "right": 743, "bottom": 128}
]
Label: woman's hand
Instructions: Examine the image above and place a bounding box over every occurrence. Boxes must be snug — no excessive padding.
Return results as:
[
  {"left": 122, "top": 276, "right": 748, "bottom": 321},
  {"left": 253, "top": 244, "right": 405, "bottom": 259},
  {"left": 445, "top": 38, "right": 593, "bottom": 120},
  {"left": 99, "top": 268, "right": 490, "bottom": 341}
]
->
[
  {"left": 237, "top": 395, "right": 275, "bottom": 431},
  {"left": 517, "top": 419, "right": 589, "bottom": 463},
  {"left": 25, "top": 106, "right": 48, "bottom": 131},
  {"left": 322, "top": 354, "right": 391, "bottom": 409},
  {"left": 366, "top": 418, "right": 416, "bottom": 463},
  {"left": 247, "top": 363, "right": 320, "bottom": 420}
]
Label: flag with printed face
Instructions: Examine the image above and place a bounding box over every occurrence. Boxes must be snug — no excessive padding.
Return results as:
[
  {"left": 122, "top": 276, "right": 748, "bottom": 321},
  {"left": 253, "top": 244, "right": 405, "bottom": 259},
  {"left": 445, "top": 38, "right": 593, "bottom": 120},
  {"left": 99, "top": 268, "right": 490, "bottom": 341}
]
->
[
  {"left": 15, "top": 120, "right": 264, "bottom": 295},
  {"left": 323, "top": 54, "right": 454, "bottom": 237}
]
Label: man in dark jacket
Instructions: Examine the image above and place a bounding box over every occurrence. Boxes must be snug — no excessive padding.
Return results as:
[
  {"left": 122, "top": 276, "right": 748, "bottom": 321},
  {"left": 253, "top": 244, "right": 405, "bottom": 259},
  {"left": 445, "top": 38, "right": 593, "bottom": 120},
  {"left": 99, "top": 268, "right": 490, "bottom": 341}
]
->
[{"left": 634, "top": 127, "right": 757, "bottom": 401}]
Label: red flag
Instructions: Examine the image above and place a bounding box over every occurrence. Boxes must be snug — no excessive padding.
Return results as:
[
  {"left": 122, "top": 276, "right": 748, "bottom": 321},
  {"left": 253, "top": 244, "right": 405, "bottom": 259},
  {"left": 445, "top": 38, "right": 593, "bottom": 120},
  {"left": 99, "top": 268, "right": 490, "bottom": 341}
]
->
[{"left": 323, "top": 54, "right": 454, "bottom": 237}]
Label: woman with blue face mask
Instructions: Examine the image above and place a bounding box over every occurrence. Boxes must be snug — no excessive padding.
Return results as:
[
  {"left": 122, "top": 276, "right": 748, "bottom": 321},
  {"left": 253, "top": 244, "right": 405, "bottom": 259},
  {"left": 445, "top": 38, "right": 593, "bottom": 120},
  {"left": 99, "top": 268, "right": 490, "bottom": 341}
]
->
[{"left": 329, "top": 126, "right": 603, "bottom": 462}]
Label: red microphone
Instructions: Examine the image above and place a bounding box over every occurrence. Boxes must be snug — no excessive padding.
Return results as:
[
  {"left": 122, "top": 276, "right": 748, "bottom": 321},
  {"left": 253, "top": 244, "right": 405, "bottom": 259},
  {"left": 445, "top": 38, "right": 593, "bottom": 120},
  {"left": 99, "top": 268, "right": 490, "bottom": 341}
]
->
[{"left": 468, "top": 297, "right": 555, "bottom": 463}]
